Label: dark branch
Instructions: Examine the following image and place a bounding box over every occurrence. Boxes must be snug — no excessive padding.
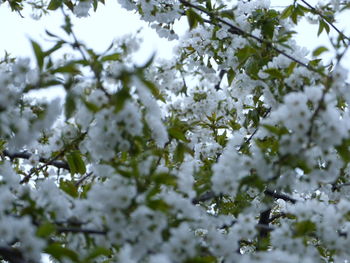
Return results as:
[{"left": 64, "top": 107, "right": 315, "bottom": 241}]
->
[
  {"left": 264, "top": 189, "right": 297, "bottom": 204},
  {"left": 0, "top": 247, "right": 29, "bottom": 263},
  {"left": 3, "top": 150, "right": 70, "bottom": 171},
  {"left": 214, "top": 69, "right": 227, "bottom": 91},
  {"left": 192, "top": 191, "right": 217, "bottom": 204},
  {"left": 20, "top": 150, "right": 67, "bottom": 184},
  {"left": 193, "top": 187, "right": 297, "bottom": 205},
  {"left": 239, "top": 107, "right": 271, "bottom": 151},
  {"left": 258, "top": 209, "right": 271, "bottom": 239},
  {"left": 57, "top": 226, "right": 107, "bottom": 235},
  {"left": 269, "top": 212, "right": 287, "bottom": 223},
  {"left": 75, "top": 171, "right": 94, "bottom": 187}
]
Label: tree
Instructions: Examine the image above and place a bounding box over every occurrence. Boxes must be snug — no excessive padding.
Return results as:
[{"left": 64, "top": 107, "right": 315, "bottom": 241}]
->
[{"left": 0, "top": 0, "right": 350, "bottom": 262}]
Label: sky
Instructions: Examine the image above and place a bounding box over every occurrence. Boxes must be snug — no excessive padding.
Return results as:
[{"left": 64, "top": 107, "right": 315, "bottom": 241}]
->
[
  {"left": 0, "top": 0, "right": 349, "bottom": 95},
  {"left": 0, "top": 0, "right": 179, "bottom": 63},
  {"left": 1, "top": 0, "right": 348, "bottom": 60}
]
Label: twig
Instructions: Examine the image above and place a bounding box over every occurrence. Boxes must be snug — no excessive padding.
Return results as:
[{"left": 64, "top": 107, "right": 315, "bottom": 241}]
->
[
  {"left": 214, "top": 69, "right": 227, "bottom": 91},
  {"left": 20, "top": 150, "right": 66, "bottom": 184},
  {"left": 192, "top": 191, "right": 217, "bottom": 204},
  {"left": 57, "top": 226, "right": 107, "bottom": 235},
  {"left": 75, "top": 171, "right": 94, "bottom": 187},
  {"left": 193, "top": 187, "right": 297, "bottom": 205},
  {"left": 269, "top": 212, "right": 287, "bottom": 223},
  {"left": 258, "top": 209, "right": 271, "bottom": 239},
  {"left": 264, "top": 189, "right": 297, "bottom": 204},
  {"left": 332, "top": 182, "right": 350, "bottom": 191},
  {"left": 239, "top": 108, "right": 272, "bottom": 151},
  {"left": 3, "top": 150, "right": 70, "bottom": 171}
]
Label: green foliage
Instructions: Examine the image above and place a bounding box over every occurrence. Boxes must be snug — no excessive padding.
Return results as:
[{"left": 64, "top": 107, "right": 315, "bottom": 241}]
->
[
  {"left": 66, "top": 151, "right": 86, "bottom": 175},
  {"left": 45, "top": 243, "right": 80, "bottom": 262},
  {"left": 186, "top": 8, "right": 204, "bottom": 30}
]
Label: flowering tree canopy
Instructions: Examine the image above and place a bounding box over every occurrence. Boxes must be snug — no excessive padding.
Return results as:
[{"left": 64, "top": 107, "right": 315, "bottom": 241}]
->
[{"left": 1, "top": 0, "right": 350, "bottom": 262}]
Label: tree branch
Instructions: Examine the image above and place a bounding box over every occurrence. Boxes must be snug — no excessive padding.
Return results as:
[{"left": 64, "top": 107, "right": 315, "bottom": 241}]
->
[
  {"left": 74, "top": 171, "right": 94, "bottom": 187},
  {"left": 258, "top": 209, "right": 271, "bottom": 239},
  {"left": 214, "top": 69, "right": 227, "bottom": 91},
  {"left": 239, "top": 107, "right": 272, "bottom": 151},
  {"left": 269, "top": 212, "right": 288, "bottom": 223},
  {"left": 0, "top": 247, "right": 29, "bottom": 263},
  {"left": 20, "top": 150, "right": 67, "bottom": 184},
  {"left": 3, "top": 150, "right": 70, "bottom": 171},
  {"left": 192, "top": 191, "right": 218, "bottom": 204},
  {"left": 57, "top": 226, "right": 107, "bottom": 235},
  {"left": 264, "top": 189, "right": 297, "bottom": 204},
  {"left": 193, "top": 187, "right": 297, "bottom": 205}
]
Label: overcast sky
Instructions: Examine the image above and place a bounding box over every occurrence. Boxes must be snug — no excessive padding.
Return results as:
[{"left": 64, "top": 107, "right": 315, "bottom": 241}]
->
[{"left": 0, "top": 1, "right": 348, "bottom": 74}]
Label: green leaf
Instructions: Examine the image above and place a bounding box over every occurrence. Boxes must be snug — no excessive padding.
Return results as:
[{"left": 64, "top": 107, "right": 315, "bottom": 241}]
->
[
  {"left": 65, "top": 92, "right": 76, "bottom": 120},
  {"left": 140, "top": 78, "right": 166, "bottom": 102},
  {"left": 44, "top": 41, "right": 64, "bottom": 57},
  {"left": 280, "top": 5, "right": 293, "bottom": 19},
  {"left": 64, "top": 0, "right": 74, "bottom": 11},
  {"left": 60, "top": 179, "right": 79, "bottom": 198},
  {"left": 82, "top": 99, "right": 100, "bottom": 113},
  {"left": 185, "top": 256, "right": 216, "bottom": 263},
  {"left": 317, "top": 20, "right": 330, "bottom": 36},
  {"left": 152, "top": 172, "right": 177, "bottom": 187},
  {"left": 47, "top": 0, "right": 62, "bottom": 10},
  {"left": 263, "top": 124, "right": 289, "bottom": 136},
  {"left": 66, "top": 151, "right": 86, "bottom": 175},
  {"left": 236, "top": 46, "right": 256, "bottom": 64},
  {"left": 336, "top": 139, "right": 350, "bottom": 163},
  {"left": 294, "top": 220, "right": 316, "bottom": 237},
  {"left": 147, "top": 199, "right": 170, "bottom": 212},
  {"left": 227, "top": 68, "right": 236, "bottom": 85},
  {"left": 264, "top": 68, "right": 284, "bottom": 79},
  {"left": 36, "top": 222, "right": 56, "bottom": 238},
  {"left": 239, "top": 174, "right": 265, "bottom": 191},
  {"left": 72, "top": 151, "right": 86, "bottom": 175},
  {"left": 100, "top": 53, "right": 120, "bottom": 62},
  {"left": 85, "top": 247, "right": 110, "bottom": 261},
  {"left": 186, "top": 8, "right": 203, "bottom": 30},
  {"left": 312, "top": 46, "right": 328, "bottom": 57},
  {"left": 93, "top": 0, "right": 98, "bottom": 11},
  {"left": 205, "top": 0, "right": 212, "bottom": 11},
  {"left": 30, "top": 40, "right": 44, "bottom": 70},
  {"left": 111, "top": 87, "right": 131, "bottom": 113},
  {"left": 262, "top": 20, "right": 275, "bottom": 39},
  {"left": 66, "top": 153, "right": 77, "bottom": 175},
  {"left": 52, "top": 63, "right": 81, "bottom": 75},
  {"left": 45, "top": 243, "right": 79, "bottom": 262},
  {"left": 168, "top": 127, "right": 189, "bottom": 142}
]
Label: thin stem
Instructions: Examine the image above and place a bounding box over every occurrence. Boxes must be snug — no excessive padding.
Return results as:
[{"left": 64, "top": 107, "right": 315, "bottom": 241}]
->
[
  {"left": 269, "top": 212, "right": 288, "bottom": 223},
  {"left": 3, "top": 150, "right": 70, "bottom": 171},
  {"left": 239, "top": 108, "right": 272, "bottom": 151},
  {"left": 20, "top": 150, "right": 66, "bottom": 184},
  {"left": 264, "top": 189, "right": 297, "bottom": 204},
  {"left": 214, "top": 69, "right": 227, "bottom": 91},
  {"left": 57, "top": 226, "right": 107, "bottom": 235},
  {"left": 75, "top": 171, "right": 94, "bottom": 187}
]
